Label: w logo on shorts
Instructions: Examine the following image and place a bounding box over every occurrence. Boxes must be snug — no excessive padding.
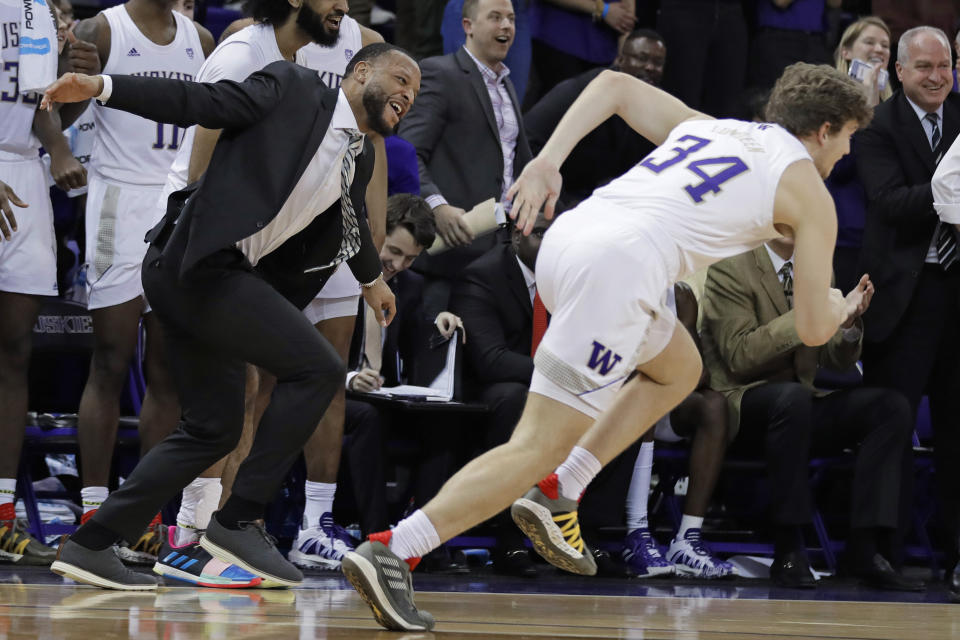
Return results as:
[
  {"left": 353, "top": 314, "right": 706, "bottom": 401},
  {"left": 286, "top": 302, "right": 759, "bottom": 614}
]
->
[{"left": 587, "top": 341, "right": 622, "bottom": 375}]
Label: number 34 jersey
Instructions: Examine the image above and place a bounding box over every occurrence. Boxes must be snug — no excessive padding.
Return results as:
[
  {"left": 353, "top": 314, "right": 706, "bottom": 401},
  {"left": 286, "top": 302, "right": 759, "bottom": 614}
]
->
[
  {"left": 92, "top": 5, "right": 204, "bottom": 186},
  {"left": 589, "top": 118, "right": 812, "bottom": 283}
]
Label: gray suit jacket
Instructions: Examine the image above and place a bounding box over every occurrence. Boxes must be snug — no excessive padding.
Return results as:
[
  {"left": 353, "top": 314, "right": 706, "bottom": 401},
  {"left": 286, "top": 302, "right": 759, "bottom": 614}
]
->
[{"left": 398, "top": 47, "right": 532, "bottom": 276}]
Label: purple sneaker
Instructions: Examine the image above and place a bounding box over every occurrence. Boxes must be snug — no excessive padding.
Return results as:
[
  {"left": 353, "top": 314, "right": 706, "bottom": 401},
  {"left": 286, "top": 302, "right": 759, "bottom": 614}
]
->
[{"left": 622, "top": 528, "right": 675, "bottom": 578}]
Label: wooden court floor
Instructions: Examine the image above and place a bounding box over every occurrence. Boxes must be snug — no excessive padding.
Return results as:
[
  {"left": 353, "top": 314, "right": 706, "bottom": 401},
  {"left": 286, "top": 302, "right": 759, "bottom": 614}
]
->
[{"left": 1, "top": 578, "right": 958, "bottom": 640}]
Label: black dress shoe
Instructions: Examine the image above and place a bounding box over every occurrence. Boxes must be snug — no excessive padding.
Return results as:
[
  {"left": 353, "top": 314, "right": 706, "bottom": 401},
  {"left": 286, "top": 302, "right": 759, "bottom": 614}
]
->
[
  {"left": 420, "top": 546, "right": 470, "bottom": 575},
  {"left": 854, "top": 554, "right": 924, "bottom": 592},
  {"left": 770, "top": 551, "right": 817, "bottom": 589},
  {"left": 492, "top": 548, "right": 538, "bottom": 578}
]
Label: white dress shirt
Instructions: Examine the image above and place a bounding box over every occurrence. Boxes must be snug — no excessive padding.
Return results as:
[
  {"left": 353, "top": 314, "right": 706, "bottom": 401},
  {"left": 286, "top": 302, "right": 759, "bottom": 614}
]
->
[
  {"left": 905, "top": 95, "right": 947, "bottom": 263},
  {"left": 933, "top": 135, "right": 960, "bottom": 225},
  {"left": 517, "top": 256, "right": 536, "bottom": 304}
]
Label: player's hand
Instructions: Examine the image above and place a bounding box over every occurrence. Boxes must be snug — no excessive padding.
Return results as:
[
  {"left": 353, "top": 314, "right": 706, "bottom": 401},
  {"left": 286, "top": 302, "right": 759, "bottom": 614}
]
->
[
  {"left": 41, "top": 72, "right": 103, "bottom": 111},
  {"left": 361, "top": 275, "right": 396, "bottom": 328},
  {"left": 49, "top": 152, "right": 87, "bottom": 191},
  {"left": 435, "top": 311, "right": 466, "bottom": 342},
  {"left": 507, "top": 155, "right": 561, "bottom": 236},
  {"left": 434, "top": 204, "right": 474, "bottom": 247},
  {"left": 0, "top": 180, "right": 26, "bottom": 241},
  {"left": 603, "top": 2, "right": 636, "bottom": 35},
  {"left": 841, "top": 274, "right": 874, "bottom": 328},
  {"left": 350, "top": 368, "right": 384, "bottom": 392},
  {"left": 66, "top": 29, "right": 102, "bottom": 76}
]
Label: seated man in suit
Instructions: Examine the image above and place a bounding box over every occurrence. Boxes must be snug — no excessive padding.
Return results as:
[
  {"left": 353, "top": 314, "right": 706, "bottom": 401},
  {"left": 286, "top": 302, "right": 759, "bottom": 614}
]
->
[
  {"left": 335, "top": 194, "right": 468, "bottom": 573},
  {"left": 448, "top": 212, "right": 551, "bottom": 576},
  {"left": 701, "top": 237, "right": 920, "bottom": 591}
]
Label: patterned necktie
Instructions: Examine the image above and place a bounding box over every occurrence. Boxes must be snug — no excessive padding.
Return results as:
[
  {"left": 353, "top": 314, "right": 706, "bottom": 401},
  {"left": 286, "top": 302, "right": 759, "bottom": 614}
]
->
[
  {"left": 325, "top": 131, "right": 365, "bottom": 268},
  {"left": 926, "top": 112, "right": 941, "bottom": 151},
  {"left": 531, "top": 290, "right": 548, "bottom": 357},
  {"left": 779, "top": 261, "right": 794, "bottom": 308}
]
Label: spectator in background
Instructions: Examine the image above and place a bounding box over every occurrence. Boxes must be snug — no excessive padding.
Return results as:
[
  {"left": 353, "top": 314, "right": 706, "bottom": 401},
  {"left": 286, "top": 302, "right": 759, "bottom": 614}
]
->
[
  {"left": 526, "top": 0, "right": 635, "bottom": 107},
  {"left": 384, "top": 136, "right": 420, "bottom": 196},
  {"left": 855, "top": 25, "right": 960, "bottom": 580},
  {"left": 525, "top": 28, "right": 665, "bottom": 205},
  {"left": 827, "top": 15, "right": 892, "bottom": 292},
  {"left": 342, "top": 195, "right": 467, "bottom": 573},
  {"left": 620, "top": 282, "right": 733, "bottom": 580},
  {"left": 657, "top": 0, "right": 747, "bottom": 118},
  {"left": 395, "top": 0, "right": 445, "bottom": 58},
  {"left": 442, "top": 0, "right": 532, "bottom": 103},
  {"left": 748, "top": 0, "right": 840, "bottom": 92},
  {"left": 398, "top": 0, "right": 532, "bottom": 318},
  {"left": 449, "top": 212, "right": 552, "bottom": 577},
  {"left": 702, "top": 240, "right": 920, "bottom": 591}
]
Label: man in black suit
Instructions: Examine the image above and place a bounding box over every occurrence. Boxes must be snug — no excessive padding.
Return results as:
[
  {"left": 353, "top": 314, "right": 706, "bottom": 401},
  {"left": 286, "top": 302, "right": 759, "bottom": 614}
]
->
[
  {"left": 397, "top": 0, "right": 532, "bottom": 316},
  {"left": 524, "top": 28, "right": 666, "bottom": 206},
  {"left": 40, "top": 43, "right": 420, "bottom": 590},
  {"left": 448, "top": 212, "right": 551, "bottom": 576},
  {"left": 855, "top": 25, "right": 960, "bottom": 575}
]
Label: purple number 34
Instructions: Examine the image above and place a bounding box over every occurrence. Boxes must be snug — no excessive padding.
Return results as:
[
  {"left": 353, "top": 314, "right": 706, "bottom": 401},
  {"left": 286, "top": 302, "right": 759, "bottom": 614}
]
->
[{"left": 639, "top": 135, "right": 749, "bottom": 203}]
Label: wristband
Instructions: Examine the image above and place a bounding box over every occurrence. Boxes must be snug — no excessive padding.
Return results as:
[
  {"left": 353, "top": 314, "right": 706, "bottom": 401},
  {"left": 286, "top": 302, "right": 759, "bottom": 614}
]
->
[
  {"left": 602, "top": 2, "right": 610, "bottom": 18},
  {"left": 361, "top": 273, "right": 383, "bottom": 288}
]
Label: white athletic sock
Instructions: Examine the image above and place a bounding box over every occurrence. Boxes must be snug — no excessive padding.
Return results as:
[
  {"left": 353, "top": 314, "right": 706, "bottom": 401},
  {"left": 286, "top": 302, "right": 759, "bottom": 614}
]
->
[
  {"left": 389, "top": 509, "right": 441, "bottom": 560},
  {"left": 81, "top": 486, "right": 108, "bottom": 515},
  {"left": 555, "top": 446, "right": 602, "bottom": 501},
  {"left": 194, "top": 478, "right": 222, "bottom": 532},
  {"left": 0, "top": 478, "right": 15, "bottom": 506},
  {"left": 678, "top": 514, "right": 704, "bottom": 538},
  {"left": 177, "top": 477, "right": 221, "bottom": 531},
  {"left": 0, "top": 478, "right": 16, "bottom": 520},
  {"left": 625, "top": 442, "right": 654, "bottom": 533},
  {"left": 304, "top": 481, "right": 337, "bottom": 528}
]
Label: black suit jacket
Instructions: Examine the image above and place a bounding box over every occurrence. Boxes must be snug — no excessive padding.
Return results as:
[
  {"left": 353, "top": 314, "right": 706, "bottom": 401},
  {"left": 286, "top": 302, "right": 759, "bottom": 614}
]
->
[
  {"left": 110, "top": 61, "right": 380, "bottom": 305},
  {"left": 349, "top": 270, "right": 427, "bottom": 387},
  {"left": 450, "top": 242, "right": 534, "bottom": 386},
  {"left": 525, "top": 67, "right": 655, "bottom": 205},
  {"left": 398, "top": 47, "right": 533, "bottom": 276},
  {"left": 856, "top": 90, "right": 960, "bottom": 341}
]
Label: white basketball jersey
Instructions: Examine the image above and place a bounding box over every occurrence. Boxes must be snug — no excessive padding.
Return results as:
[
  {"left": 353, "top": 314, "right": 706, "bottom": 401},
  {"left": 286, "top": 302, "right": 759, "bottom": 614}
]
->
[
  {"left": 161, "top": 23, "right": 307, "bottom": 200},
  {"left": 298, "top": 15, "right": 362, "bottom": 90},
  {"left": 590, "top": 118, "right": 812, "bottom": 282},
  {"left": 0, "top": 0, "right": 42, "bottom": 157},
  {"left": 92, "top": 5, "right": 204, "bottom": 186}
]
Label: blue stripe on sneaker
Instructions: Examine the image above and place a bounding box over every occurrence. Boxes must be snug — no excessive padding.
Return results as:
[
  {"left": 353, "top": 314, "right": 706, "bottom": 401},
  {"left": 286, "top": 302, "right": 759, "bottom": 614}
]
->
[
  {"left": 181, "top": 559, "right": 198, "bottom": 570},
  {"left": 162, "top": 552, "right": 178, "bottom": 563},
  {"left": 171, "top": 554, "right": 187, "bottom": 567}
]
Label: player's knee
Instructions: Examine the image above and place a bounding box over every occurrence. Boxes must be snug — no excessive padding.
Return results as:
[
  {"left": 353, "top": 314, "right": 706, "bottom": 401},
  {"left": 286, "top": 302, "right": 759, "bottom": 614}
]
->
[
  {"left": 0, "top": 333, "right": 32, "bottom": 372},
  {"left": 90, "top": 344, "right": 135, "bottom": 386}
]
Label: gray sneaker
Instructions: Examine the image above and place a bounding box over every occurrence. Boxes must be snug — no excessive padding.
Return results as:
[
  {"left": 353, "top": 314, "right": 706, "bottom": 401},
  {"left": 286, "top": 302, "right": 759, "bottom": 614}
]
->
[
  {"left": 511, "top": 475, "right": 597, "bottom": 576},
  {"left": 50, "top": 539, "right": 159, "bottom": 590},
  {"left": 341, "top": 540, "right": 435, "bottom": 632},
  {"left": 200, "top": 516, "right": 302, "bottom": 588}
]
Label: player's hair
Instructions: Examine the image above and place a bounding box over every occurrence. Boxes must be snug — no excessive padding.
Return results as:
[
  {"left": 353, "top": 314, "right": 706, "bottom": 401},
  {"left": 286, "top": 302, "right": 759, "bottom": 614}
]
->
[
  {"left": 897, "top": 25, "right": 950, "bottom": 64},
  {"left": 834, "top": 16, "right": 892, "bottom": 102},
  {"left": 344, "top": 42, "right": 415, "bottom": 78},
  {"left": 764, "top": 63, "right": 873, "bottom": 137},
  {"left": 386, "top": 194, "right": 436, "bottom": 248},
  {"left": 241, "top": 0, "right": 293, "bottom": 26},
  {"left": 464, "top": 0, "right": 523, "bottom": 20}
]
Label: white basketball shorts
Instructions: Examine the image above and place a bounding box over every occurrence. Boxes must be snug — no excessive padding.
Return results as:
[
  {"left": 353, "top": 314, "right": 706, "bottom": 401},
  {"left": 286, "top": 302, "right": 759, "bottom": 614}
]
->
[
  {"left": 302, "top": 263, "right": 361, "bottom": 323},
  {"left": 529, "top": 203, "right": 677, "bottom": 419},
  {"left": 0, "top": 154, "right": 58, "bottom": 296},
  {"left": 85, "top": 177, "right": 164, "bottom": 310}
]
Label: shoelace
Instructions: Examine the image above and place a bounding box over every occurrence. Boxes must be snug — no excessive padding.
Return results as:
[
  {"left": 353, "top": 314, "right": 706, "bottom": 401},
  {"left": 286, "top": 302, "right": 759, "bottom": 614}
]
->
[
  {"left": 639, "top": 533, "right": 665, "bottom": 559},
  {"left": 0, "top": 522, "right": 31, "bottom": 555},
  {"left": 684, "top": 531, "right": 727, "bottom": 566},
  {"left": 239, "top": 520, "right": 279, "bottom": 549}
]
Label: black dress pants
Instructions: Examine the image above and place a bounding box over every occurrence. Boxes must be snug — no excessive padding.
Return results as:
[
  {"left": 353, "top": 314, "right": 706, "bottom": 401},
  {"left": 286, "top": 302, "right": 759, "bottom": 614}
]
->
[
  {"left": 735, "top": 382, "right": 912, "bottom": 530},
  {"left": 91, "top": 239, "right": 344, "bottom": 544},
  {"left": 863, "top": 266, "right": 960, "bottom": 547}
]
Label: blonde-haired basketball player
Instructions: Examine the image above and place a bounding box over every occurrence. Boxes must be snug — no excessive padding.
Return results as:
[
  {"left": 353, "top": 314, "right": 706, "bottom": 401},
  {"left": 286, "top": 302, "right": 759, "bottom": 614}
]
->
[{"left": 342, "top": 62, "right": 874, "bottom": 632}]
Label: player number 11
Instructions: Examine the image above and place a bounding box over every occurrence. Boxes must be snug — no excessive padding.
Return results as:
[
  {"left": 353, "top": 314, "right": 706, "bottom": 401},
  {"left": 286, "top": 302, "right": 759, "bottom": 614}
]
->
[{"left": 153, "top": 123, "right": 182, "bottom": 150}]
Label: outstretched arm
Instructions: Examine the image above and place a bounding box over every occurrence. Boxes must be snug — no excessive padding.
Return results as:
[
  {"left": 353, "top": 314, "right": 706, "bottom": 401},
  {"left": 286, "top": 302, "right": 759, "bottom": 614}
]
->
[
  {"left": 508, "top": 70, "right": 709, "bottom": 233},
  {"left": 42, "top": 62, "right": 292, "bottom": 130}
]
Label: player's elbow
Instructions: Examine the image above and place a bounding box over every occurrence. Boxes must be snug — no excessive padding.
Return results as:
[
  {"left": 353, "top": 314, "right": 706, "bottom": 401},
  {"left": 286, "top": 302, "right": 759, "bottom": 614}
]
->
[{"left": 794, "top": 317, "right": 835, "bottom": 347}]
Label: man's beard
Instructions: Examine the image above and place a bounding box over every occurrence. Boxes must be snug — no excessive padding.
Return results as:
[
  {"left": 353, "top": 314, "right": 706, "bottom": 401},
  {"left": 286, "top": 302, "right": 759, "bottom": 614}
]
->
[
  {"left": 362, "top": 83, "right": 397, "bottom": 137},
  {"left": 297, "top": 4, "right": 340, "bottom": 47}
]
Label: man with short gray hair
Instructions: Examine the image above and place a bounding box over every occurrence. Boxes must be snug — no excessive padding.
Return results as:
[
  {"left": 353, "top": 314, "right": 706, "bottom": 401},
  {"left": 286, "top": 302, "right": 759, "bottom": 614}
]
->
[{"left": 855, "top": 24, "right": 960, "bottom": 585}]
